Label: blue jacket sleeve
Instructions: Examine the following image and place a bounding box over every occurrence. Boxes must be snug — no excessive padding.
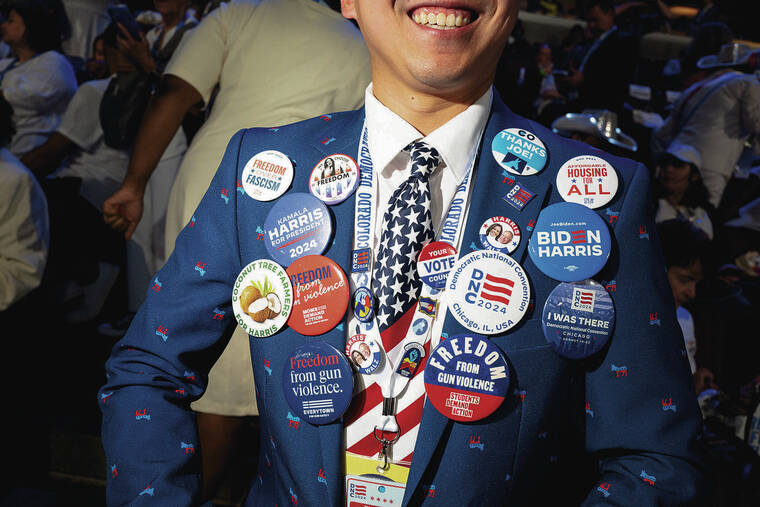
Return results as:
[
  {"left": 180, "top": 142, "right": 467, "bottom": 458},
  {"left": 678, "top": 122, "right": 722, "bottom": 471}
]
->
[
  {"left": 98, "top": 130, "right": 246, "bottom": 505},
  {"left": 582, "top": 163, "right": 705, "bottom": 505}
]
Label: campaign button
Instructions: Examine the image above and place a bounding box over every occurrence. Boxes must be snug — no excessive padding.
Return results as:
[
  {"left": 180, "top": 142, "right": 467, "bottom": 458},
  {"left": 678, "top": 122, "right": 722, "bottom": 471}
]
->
[
  {"left": 479, "top": 216, "right": 521, "bottom": 254},
  {"left": 556, "top": 155, "right": 618, "bottom": 209},
  {"left": 231, "top": 259, "right": 293, "bottom": 338},
  {"left": 503, "top": 181, "right": 535, "bottom": 211},
  {"left": 396, "top": 342, "right": 425, "bottom": 379},
  {"left": 417, "top": 241, "right": 458, "bottom": 289},
  {"left": 346, "top": 333, "right": 383, "bottom": 374},
  {"left": 286, "top": 255, "right": 349, "bottom": 336},
  {"left": 527, "top": 202, "right": 611, "bottom": 282},
  {"left": 351, "top": 247, "right": 371, "bottom": 273},
  {"left": 352, "top": 287, "right": 375, "bottom": 323},
  {"left": 424, "top": 334, "right": 509, "bottom": 422},
  {"left": 241, "top": 150, "right": 294, "bottom": 201},
  {"left": 263, "top": 192, "right": 331, "bottom": 267},
  {"left": 411, "top": 317, "right": 429, "bottom": 337},
  {"left": 492, "top": 128, "right": 548, "bottom": 176},
  {"left": 541, "top": 280, "right": 615, "bottom": 359},
  {"left": 445, "top": 250, "right": 530, "bottom": 335},
  {"left": 282, "top": 341, "right": 353, "bottom": 424},
  {"left": 309, "top": 154, "right": 359, "bottom": 205}
]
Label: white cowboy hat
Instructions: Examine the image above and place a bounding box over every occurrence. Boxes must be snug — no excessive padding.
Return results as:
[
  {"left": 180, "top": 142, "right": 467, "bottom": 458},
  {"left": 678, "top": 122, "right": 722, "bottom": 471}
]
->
[
  {"left": 697, "top": 43, "right": 753, "bottom": 69},
  {"left": 552, "top": 110, "right": 638, "bottom": 152}
]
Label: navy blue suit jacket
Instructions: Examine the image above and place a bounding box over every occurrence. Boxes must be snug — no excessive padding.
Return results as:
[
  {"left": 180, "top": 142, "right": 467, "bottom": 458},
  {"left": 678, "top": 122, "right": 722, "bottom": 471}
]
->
[{"left": 100, "top": 94, "right": 704, "bottom": 505}]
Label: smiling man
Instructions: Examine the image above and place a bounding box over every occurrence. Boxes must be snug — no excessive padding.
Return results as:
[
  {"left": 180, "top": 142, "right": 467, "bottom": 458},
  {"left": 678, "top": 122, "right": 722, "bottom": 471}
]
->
[{"left": 100, "top": 1, "right": 703, "bottom": 505}]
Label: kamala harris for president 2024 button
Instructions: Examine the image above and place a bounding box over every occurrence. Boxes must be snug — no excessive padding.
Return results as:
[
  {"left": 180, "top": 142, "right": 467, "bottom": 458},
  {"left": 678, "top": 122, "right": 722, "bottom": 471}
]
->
[
  {"left": 263, "top": 192, "right": 331, "bottom": 267},
  {"left": 527, "top": 202, "right": 611, "bottom": 282},
  {"left": 424, "top": 334, "right": 509, "bottom": 422}
]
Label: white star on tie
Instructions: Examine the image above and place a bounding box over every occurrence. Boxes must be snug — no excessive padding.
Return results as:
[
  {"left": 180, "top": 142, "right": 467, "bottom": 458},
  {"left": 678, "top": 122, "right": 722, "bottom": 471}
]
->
[
  {"left": 389, "top": 258, "right": 404, "bottom": 278},
  {"left": 390, "top": 278, "right": 403, "bottom": 295},
  {"left": 378, "top": 291, "right": 390, "bottom": 308},
  {"left": 390, "top": 205, "right": 402, "bottom": 221},
  {"left": 406, "top": 208, "right": 421, "bottom": 226},
  {"left": 390, "top": 299, "right": 405, "bottom": 315},
  {"left": 376, "top": 271, "right": 389, "bottom": 290},
  {"left": 390, "top": 221, "right": 404, "bottom": 238},
  {"left": 389, "top": 237, "right": 404, "bottom": 259},
  {"left": 419, "top": 192, "right": 430, "bottom": 210},
  {"left": 405, "top": 285, "right": 418, "bottom": 303},
  {"left": 377, "top": 310, "right": 390, "bottom": 327},
  {"left": 405, "top": 194, "right": 416, "bottom": 209}
]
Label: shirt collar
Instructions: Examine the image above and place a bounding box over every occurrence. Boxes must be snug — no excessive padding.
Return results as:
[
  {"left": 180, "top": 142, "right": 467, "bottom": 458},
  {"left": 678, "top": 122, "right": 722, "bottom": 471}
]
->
[{"left": 364, "top": 84, "right": 492, "bottom": 182}]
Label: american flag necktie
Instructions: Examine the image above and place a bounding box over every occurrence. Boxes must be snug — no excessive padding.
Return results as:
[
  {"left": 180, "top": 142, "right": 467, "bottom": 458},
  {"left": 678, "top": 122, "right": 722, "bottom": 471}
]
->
[{"left": 345, "top": 141, "right": 441, "bottom": 466}]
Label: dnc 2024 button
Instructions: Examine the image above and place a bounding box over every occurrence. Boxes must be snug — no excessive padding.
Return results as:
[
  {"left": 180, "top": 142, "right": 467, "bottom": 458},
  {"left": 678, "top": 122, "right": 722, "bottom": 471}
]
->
[
  {"left": 282, "top": 341, "right": 353, "bottom": 425},
  {"left": 527, "top": 202, "right": 611, "bottom": 282},
  {"left": 541, "top": 280, "right": 615, "bottom": 359},
  {"left": 424, "top": 334, "right": 509, "bottom": 422},
  {"left": 263, "top": 193, "right": 331, "bottom": 267}
]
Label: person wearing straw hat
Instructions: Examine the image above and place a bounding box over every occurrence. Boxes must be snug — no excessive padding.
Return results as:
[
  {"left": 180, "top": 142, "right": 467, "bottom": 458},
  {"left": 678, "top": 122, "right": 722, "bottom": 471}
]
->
[{"left": 652, "top": 42, "right": 760, "bottom": 207}]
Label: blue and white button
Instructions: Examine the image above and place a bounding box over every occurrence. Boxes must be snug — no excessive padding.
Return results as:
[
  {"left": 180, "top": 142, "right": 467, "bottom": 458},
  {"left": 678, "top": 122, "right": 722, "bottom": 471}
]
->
[
  {"left": 527, "top": 202, "right": 611, "bottom": 282},
  {"left": 263, "top": 193, "right": 331, "bottom": 267},
  {"left": 241, "top": 150, "right": 294, "bottom": 201},
  {"left": 492, "top": 128, "right": 548, "bottom": 176},
  {"left": 283, "top": 341, "right": 353, "bottom": 424},
  {"left": 541, "top": 280, "right": 615, "bottom": 359},
  {"left": 479, "top": 216, "right": 521, "bottom": 254}
]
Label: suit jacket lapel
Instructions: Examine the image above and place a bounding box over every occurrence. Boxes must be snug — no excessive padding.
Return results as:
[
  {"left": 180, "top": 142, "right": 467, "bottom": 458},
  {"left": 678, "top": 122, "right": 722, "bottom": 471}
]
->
[
  {"left": 307, "top": 109, "right": 365, "bottom": 506},
  {"left": 402, "top": 93, "right": 555, "bottom": 504}
]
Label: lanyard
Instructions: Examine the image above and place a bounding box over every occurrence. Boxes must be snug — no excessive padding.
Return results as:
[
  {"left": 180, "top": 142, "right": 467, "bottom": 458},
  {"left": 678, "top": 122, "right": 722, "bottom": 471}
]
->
[{"left": 349, "top": 120, "right": 481, "bottom": 469}]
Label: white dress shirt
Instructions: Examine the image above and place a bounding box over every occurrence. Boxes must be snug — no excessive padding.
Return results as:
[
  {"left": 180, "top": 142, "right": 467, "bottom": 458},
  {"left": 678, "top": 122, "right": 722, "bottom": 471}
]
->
[{"left": 363, "top": 83, "right": 492, "bottom": 248}]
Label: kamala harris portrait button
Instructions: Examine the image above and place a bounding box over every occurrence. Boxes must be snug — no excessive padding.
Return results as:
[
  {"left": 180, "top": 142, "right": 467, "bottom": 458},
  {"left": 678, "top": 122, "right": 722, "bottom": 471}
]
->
[{"left": 309, "top": 153, "right": 360, "bottom": 205}]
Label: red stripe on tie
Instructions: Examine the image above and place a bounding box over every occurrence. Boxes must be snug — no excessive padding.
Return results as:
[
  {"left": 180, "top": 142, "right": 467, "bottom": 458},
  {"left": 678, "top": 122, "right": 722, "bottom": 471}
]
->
[
  {"left": 379, "top": 304, "right": 418, "bottom": 353},
  {"left": 484, "top": 274, "right": 514, "bottom": 286},
  {"left": 482, "top": 283, "right": 512, "bottom": 297},
  {"left": 346, "top": 395, "right": 426, "bottom": 458},
  {"left": 343, "top": 382, "right": 383, "bottom": 427}
]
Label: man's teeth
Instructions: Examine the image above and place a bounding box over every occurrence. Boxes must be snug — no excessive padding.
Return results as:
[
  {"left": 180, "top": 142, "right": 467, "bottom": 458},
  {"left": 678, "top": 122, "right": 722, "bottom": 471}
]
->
[{"left": 411, "top": 8, "right": 472, "bottom": 29}]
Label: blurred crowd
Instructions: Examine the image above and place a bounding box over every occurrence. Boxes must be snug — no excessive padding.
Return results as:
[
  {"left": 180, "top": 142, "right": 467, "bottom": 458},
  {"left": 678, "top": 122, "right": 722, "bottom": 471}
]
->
[{"left": 0, "top": 0, "right": 758, "bottom": 504}]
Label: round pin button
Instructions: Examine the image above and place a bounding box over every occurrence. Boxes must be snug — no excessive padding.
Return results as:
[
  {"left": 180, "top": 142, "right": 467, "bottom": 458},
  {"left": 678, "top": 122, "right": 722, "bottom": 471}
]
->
[
  {"left": 241, "top": 150, "right": 294, "bottom": 201},
  {"left": 352, "top": 287, "right": 375, "bottom": 323},
  {"left": 556, "top": 155, "right": 618, "bottom": 209},
  {"left": 263, "top": 192, "right": 331, "bottom": 267},
  {"left": 424, "top": 334, "right": 509, "bottom": 422},
  {"left": 309, "top": 154, "right": 359, "bottom": 205},
  {"left": 541, "top": 280, "right": 615, "bottom": 359},
  {"left": 346, "top": 333, "right": 383, "bottom": 374},
  {"left": 417, "top": 241, "right": 458, "bottom": 289},
  {"left": 492, "top": 128, "right": 548, "bottom": 176},
  {"left": 445, "top": 250, "right": 530, "bottom": 335},
  {"left": 285, "top": 255, "right": 349, "bottom": 336},
  {"left": 527, "top": 202, "right": 611, "bottom": 282},
  {"left": 282, "top": 341, "right": 353, "bottom": 424},
  {"left": 231, "top": 259, "right": 293, "bottom": 338},
  {"left": 479, "top": 216, "right": 521, "bottom": 254}
]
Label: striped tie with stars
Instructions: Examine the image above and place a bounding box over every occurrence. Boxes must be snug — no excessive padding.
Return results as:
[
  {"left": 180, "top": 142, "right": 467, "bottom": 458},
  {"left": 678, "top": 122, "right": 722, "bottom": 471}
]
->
[{"left": 372, "top": 140, "right": 441, "bottom": 331}]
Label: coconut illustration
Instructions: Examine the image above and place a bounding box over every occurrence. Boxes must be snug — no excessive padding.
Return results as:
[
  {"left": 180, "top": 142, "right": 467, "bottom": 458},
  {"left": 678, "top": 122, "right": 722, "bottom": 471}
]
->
[{"left": 244, "top": 277, "right": 281, "bottom": 323}]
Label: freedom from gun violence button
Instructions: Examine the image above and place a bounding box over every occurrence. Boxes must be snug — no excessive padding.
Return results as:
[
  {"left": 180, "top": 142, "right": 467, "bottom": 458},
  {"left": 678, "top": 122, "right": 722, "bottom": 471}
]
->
[
  {"left": 309, "top": 153, "right": 359, "bottom": 205},
  {"left": 285, "top": 255, "right": 349, "bottom": 336},
  {"left": 263, "top": 192, "right": 331, "bottom": 267},
  {"left": 241, "top": 150, "right": 294, "bottom": 201},
  {"left": 541, "top": 280, "right": 615, "bottom": 359},
  {"left": 527, "top": 202, "right": 611, "bottom": 282},
  {"left": 417, "top": 241, "right": 458, "bottom": 289},
  {"left": 445, "top": 250, "right": 530, "bottom": 335},
  {"left": 282, "top": 341, "right": 353, "bottom": 424},
  {"left": 345, "top": 333, "right": 383, "bottom": 375},
  {"left": 491, "top": 128, "right": 548, "bottom": 176},
  {"left": 424, "top": 334, "right": 509, "bottom": 422},
  {"left": 556, "top": 155, "right": 618, "bottom": 209},
  {"left": 479, "top": 216, "right": 521, "bottom": 254},
  {"left": 232, "top": 259, "right": 292, "bottom": 338}
]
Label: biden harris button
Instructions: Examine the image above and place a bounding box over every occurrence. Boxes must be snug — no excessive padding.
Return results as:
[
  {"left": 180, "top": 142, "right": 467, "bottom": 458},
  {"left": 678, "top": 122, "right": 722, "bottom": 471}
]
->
[
  {"left": 541, "top": 280, "right": 615, "bottom": 359},
  {"left": 283, "top": 341, "right": 353, "bottom": 424},
  {"left": 446, "top": 250, "right": 530, "bottom": 335},
  {"left": 491, "top": 128, "right": 548, "bottom": 176},
  {"left": 263, "top": 192, "right": 331, "bottom": 267},
  {"left": 527, "top": 202, "right": 611, "bottom": 282},
  {"left": 241, "top": 150, "right": 294, "bottom": 201},
  {"left": 424, "top": 334, "right": 509, "bottom": 422}
]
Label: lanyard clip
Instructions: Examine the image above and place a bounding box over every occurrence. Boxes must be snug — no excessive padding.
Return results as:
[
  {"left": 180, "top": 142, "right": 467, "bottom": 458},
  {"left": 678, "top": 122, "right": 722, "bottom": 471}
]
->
[{"left": 373, "top": 397, "right": 400, "bottom": 473}]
